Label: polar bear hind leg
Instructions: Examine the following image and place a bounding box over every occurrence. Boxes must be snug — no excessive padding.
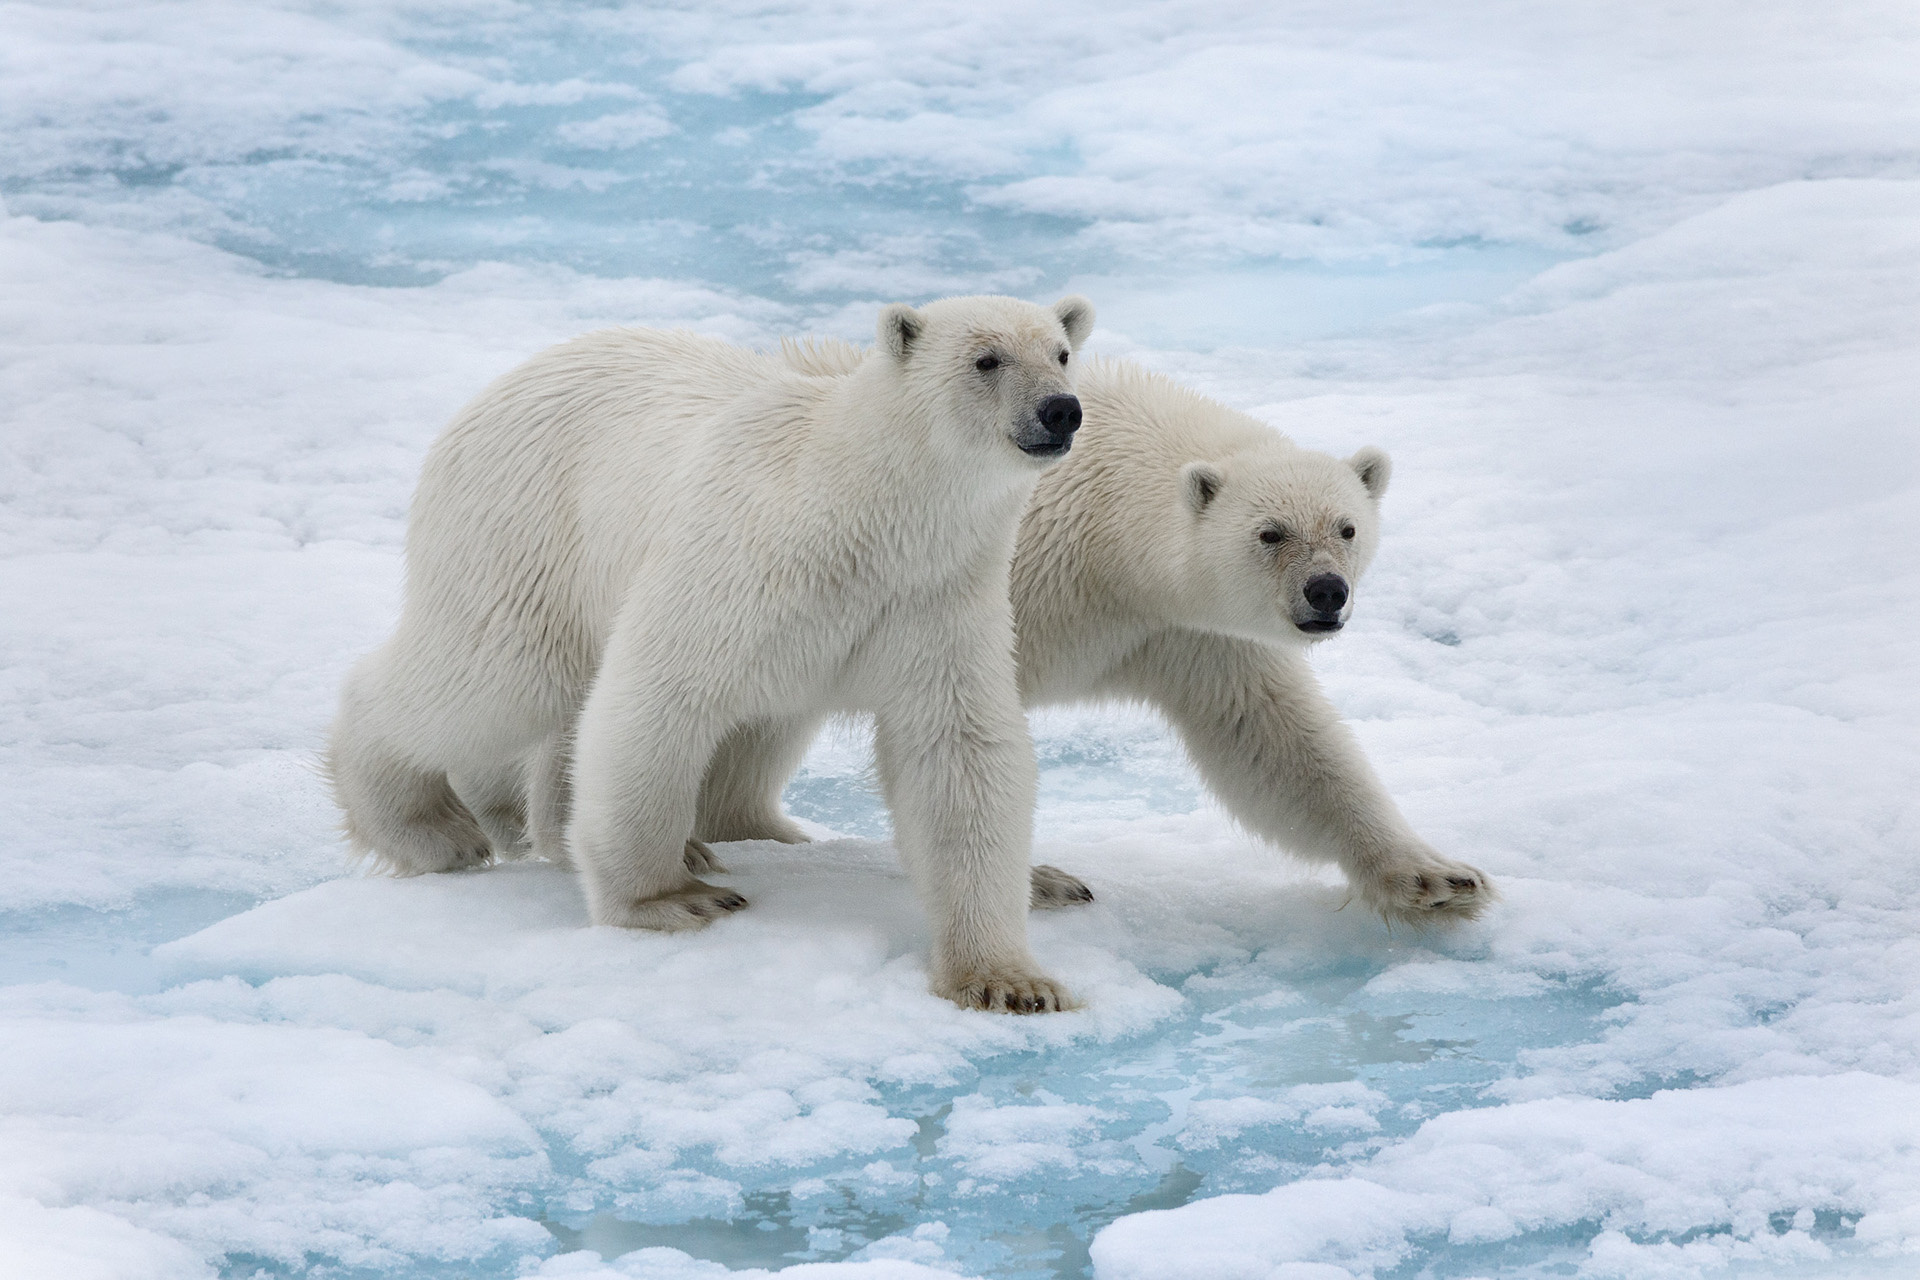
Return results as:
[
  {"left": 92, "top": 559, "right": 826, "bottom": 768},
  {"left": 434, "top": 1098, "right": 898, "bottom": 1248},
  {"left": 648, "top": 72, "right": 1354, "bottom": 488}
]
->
[
  {"left": 327, "top": 656, "right": 492, "bottom": 874},
  {"left": 695, "top": 714, "right": 821, "bottom": 845},
  {"left": 449, "top": 762, "right": 531, "bottom": 859}
]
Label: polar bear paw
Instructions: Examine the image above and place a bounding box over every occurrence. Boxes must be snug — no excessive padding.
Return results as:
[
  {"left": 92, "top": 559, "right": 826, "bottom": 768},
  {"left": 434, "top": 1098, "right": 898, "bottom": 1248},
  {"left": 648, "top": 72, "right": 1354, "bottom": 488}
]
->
[
  {"left": 601, "top": 882, "right": 749, "bottom": 932},
  {"left": 938, "top": 967, "right": 1080, "bottom": 1014},
  {"left": 1029, "top": 864, "right": 1095, "bottom": 910},
  {"left": 374, "top": 837, "right": 491, "bottom": 876},
  {"left": 682, "top": 838, "right": 729, "bottom": 875},
  {"left": 446, "top": 842, "right": 494, "bottom": 870},
  {"left": 1358, "top": 848, "right": 1495, "bottom": 925}
]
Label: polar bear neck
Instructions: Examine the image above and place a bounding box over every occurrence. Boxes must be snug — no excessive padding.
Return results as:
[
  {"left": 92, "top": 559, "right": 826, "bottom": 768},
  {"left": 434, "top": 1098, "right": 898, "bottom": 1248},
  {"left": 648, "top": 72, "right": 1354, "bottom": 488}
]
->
[{"left": 681, "top": 353, "right": 1041, "bottom": 606}]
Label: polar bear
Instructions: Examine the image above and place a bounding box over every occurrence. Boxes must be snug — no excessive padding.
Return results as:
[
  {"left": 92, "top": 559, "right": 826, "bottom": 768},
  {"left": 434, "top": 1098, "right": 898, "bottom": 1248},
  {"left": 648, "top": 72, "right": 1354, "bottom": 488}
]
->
[
  {"left": 758, "top": 348, "right": 1491, "bottom": 924},
  {"left": 1010, "top": 361, "right": 1491, "bottom": 922},
  {"left": 327, "top": 295, "right": 1096, "bottom": 1013}
]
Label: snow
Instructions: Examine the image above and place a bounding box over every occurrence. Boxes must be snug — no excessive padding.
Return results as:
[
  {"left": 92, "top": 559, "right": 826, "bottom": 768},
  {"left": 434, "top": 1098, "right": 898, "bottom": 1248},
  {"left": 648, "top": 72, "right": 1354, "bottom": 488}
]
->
[
  {"left": 4, "top": 2, "right": 1919, "bottom": 1278},
  {"left": 1095, "top": 1075, "right": 1920, "bottom": 1277}
]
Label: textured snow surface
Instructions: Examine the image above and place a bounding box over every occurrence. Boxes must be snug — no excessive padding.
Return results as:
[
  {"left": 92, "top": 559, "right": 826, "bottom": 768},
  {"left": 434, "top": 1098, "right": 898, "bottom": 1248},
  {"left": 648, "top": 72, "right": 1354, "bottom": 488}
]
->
[{"left": 4, "top": 4, "right": 1919, "bottom": 1279}]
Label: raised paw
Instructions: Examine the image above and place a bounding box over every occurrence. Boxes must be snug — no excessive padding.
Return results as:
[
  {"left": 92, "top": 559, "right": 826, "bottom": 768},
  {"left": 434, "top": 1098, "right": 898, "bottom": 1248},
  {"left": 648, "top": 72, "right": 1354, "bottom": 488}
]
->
[
  {"left": 937, "top": 967, "right": 1079, "bottom": 1014},
  {"left": 682, "top": 838, "right": 730, "bottom": 875},
  {"left": 1029, "top": 864, "right": 1094, "bottom": 910},
  {"left": 600, "top": 881, "right": 749, "bottom": 932},
  {"left": 1357, "top": 848, "right": 1495, "bottom": 925}
]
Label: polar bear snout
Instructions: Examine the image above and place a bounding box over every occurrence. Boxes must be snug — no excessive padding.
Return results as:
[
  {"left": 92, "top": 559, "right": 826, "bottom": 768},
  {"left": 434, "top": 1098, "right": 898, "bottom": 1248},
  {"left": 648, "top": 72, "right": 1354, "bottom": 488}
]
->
[
  {"left": 1297, "top": 573, "right": 1350, "bottom": 633},
  {"left": 1039, "top": 394, "right": 1083, "bottom": 436},
  {"left": 1017, "top": 394, "right": 1083, "bottom": 457},
  {"left": 1303, "top": 573, "right": 1348, "bottom": 613}
]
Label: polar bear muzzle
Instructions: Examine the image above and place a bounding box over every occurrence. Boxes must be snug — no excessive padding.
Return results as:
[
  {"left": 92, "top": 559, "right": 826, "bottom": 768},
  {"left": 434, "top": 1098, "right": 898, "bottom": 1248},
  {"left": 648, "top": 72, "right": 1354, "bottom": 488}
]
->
[
  {"left": 1016, "top": 393, "right": 1083, "bottom": 457},
  {"left": 1296, "top": 572, "right": 1350, "bottom": 633}
]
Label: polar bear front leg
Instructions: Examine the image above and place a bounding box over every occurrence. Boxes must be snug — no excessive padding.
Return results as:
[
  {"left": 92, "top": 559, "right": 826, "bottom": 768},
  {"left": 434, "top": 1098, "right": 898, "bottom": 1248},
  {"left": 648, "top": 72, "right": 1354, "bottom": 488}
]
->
[
  {"left": 531, "top": 728, "right": 719, "bottom": 874},
  {"left": 566, "top": 628, "right": 749, "bottom": 931},
  {"left": 872, "top": 615, "right": 1076, "bottom": 1014},
  {"left": 1118, "top": 631, "right": 1494, "bottom": 925}
]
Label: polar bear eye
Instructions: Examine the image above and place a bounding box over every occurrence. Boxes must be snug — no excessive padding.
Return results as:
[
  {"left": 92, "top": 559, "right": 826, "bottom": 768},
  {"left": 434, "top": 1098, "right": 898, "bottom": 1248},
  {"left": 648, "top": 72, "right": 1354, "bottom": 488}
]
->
[
  {"left": 1259, "top": 527, "right": 1286, "bottom": 545},
  {"left": 975, "top": 354, "right": 1001, "bottom": 372},
  {"left": 1341, "top": 524, "right": 1356, "bottom": 540},
  {"left": 1057, "top": 350, "right": 1069, "bottom": 366}
]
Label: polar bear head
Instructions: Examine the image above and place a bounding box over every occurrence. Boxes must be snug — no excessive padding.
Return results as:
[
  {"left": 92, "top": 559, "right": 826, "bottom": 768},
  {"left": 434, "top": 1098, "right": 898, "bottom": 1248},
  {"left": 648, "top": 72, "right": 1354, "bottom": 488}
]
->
[
  {"left": 1178, "top": 440, "right": 1391, "bottom": 644},
  {"left": 876, "top": 294, "right": 1096, "bottom": 463}
]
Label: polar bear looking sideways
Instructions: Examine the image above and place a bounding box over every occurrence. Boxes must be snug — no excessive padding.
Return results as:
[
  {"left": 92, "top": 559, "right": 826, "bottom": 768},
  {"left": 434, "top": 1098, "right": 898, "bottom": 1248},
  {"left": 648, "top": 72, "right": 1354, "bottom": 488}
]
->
[
  {"left": 777, "top": 345, "right": 1492, "bottom": 924},
  {"left": 328, "top": 295, "right": 1097, "bottom": 1014}
]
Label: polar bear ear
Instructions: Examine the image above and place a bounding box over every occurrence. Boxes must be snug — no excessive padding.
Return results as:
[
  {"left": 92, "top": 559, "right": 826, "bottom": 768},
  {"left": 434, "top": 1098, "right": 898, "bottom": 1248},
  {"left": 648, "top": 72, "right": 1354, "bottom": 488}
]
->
[
  {"left": 1181, "top": 461, "right": 1224, "bottom": 514},
  {"left": 1349, "top": 446, "right": 1391, "bottom": 501},
  {"left": 878, "top": 304, "right": 925, "bottom": 362},
  {"left": 1053, "top": 295, "right": 1096, "bottom": 350}
]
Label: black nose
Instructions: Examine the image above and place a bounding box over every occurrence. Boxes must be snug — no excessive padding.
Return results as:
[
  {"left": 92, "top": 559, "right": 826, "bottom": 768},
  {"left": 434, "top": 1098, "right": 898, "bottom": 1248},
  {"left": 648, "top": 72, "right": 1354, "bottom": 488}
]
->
[
  {"left": 1038, "top": 394, "right": 1082, "bottom": 438},
  {"left": 1303, "top": 573, "right": 1348, "bottom": 614},
  {"left": 1018, "top": 394, "right": 1083, "bottom": 456}
]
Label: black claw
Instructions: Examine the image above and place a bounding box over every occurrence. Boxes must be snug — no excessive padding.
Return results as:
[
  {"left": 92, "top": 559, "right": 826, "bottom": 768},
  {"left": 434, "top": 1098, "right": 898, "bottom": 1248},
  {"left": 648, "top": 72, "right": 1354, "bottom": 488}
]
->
[{"left": 1447, "top": 877, "right": 1478, "bottom": 890}]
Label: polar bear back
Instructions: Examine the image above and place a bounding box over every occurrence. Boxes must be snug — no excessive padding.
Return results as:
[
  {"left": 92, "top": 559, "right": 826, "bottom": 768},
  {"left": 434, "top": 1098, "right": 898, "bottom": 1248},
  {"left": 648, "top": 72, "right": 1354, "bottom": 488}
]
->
[{"left": 400, "top": 327, "right": 846, "bottom": 694}]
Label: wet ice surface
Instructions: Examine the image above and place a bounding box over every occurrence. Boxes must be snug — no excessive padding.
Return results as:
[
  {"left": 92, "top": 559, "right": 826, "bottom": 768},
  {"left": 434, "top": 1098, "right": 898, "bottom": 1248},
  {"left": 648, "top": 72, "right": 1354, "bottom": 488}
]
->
[
  {"left": 133, "top": 843, "right": 1621, "bottom": 1280},
  {"left": 5, "top": 3, "right": 1920, "bottom": 1279}
]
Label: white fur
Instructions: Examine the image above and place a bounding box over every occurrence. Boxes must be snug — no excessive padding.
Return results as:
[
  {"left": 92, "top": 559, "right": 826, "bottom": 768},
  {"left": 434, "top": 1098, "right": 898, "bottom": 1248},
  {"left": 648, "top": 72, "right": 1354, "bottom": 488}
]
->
[
  {"left": 328, "top": 295, "right": 1096, "bottom": 1013},
  {"left": 781, "top": 346, "right": 1493, "bottom": 924},
  {"left": 1015, "top": 360, "right": 1492, "bottom": 922}
]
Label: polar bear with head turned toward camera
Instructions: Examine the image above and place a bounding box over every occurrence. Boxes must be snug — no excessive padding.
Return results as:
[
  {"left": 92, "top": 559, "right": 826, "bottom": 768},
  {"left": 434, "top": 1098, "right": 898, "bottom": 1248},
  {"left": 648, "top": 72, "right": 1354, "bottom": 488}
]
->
[
  {"left": 327, "top": 294, "right": 1097, "bottom": 1014},
  {"left": 1010, "top": 361, "right": 1492, "bottom": 923},
  {"left": 772, "top": 346, "right": 1493, "bottom": 925}
]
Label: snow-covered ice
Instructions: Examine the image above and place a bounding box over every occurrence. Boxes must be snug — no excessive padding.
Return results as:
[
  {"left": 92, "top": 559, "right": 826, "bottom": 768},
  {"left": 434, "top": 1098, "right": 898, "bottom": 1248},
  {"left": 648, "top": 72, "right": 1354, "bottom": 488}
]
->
[{"left": 3, "top": 3, "right": 1918, "bottom": 1278}]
